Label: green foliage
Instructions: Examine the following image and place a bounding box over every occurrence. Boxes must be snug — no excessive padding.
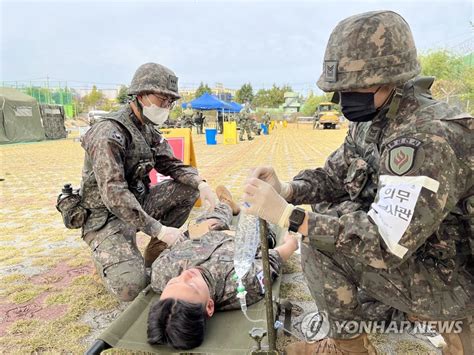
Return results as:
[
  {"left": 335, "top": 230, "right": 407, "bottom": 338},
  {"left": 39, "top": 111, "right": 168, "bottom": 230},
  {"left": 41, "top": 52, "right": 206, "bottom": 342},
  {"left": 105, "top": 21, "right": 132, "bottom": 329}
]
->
[
  {"left": 98, "top": 99, "right": 117, "bottom": 112},
  {"left": 73, "top": 97, "right": 84, "bottom": 114},
  {"left": 419, "top": 50, "right": 466, "bottom": 80},
  {"left": 195, "top": 82, "right": 212, "bottom": 98},
  {"left": 82, "top": 85, "right": 104, "bottom": 110},
  {"left": 419, "top": 50, "right": 474, "bottom": 113},
  {"left": 253, "top": 84, "right": 293, "bottom": 108},
  {"left": 300, "top": 93, "right": 333, "bottom": 116},
  {"left": 170, "top": 104, "right": 183, "bottom": 120},
  {"left": 116, "top": 85, "right": 128, "bottom": 104},
  {"left": 235, "top": 83, "right": 254, "bottom": 103}
]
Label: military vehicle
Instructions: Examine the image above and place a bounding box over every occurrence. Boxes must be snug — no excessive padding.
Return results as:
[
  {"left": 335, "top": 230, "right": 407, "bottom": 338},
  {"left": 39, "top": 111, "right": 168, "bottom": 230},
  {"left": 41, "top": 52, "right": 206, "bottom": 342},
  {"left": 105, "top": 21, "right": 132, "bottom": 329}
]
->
[{"left": 316, "top": 102, "right": 340, "bottom": 129}]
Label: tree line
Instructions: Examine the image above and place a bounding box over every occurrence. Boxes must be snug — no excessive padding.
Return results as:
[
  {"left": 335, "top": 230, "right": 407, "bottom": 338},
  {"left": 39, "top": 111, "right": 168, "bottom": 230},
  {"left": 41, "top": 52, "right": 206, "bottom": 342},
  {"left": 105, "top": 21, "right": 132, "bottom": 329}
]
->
[{"left": 51, "top": 49, "right": 473, "bottom": 116}]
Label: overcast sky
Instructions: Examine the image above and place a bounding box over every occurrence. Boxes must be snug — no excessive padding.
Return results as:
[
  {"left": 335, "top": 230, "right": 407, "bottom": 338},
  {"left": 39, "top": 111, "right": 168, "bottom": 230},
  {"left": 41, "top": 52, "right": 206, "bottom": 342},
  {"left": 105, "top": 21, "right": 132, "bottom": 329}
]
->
[{"left": 1, "top": 0, "right": 473, "bottom": 94}]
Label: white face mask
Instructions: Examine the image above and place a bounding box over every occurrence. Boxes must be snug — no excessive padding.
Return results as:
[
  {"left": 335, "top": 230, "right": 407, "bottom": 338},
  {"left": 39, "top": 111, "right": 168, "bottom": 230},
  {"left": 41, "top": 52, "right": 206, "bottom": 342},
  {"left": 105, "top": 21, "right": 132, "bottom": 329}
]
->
[{"left": 141, "top": 96, "right": 170, "bottom": 126}]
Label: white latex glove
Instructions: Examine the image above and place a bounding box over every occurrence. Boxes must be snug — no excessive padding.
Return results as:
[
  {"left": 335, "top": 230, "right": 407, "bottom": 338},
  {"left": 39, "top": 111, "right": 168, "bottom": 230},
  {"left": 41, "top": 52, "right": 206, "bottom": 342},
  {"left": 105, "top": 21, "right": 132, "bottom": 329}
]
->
[
  {"left": 198, "top": 182, "right": 217, "bottom": 211},
  {"left": 157, "top": 226, "right": 184, "bottom": 246},
  {"left": 249, "top": 166, "right": 292, "bottom": 200},
  {"left": 242, "top": 178, "right": 295, "bottom": 228}
]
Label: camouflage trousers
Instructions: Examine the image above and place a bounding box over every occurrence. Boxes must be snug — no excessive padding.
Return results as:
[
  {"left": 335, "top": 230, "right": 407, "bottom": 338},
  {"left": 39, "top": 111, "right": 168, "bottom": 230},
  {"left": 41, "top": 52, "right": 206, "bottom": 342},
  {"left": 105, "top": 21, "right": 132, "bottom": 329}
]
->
[
  {"left": 195, "top": 202, "right": 233, "bottom": 230},
  {"left": 239, "top": 123, "right": 252, "bottom": 140},
  {"left": 301, "top": 244, "right": 474, "bottom": 339},
  {"left": 196, "top": 122, "right": 204, "bottom": 135},
  {"left": 83, "top": 180, "right": 199, "bottom": 301}
]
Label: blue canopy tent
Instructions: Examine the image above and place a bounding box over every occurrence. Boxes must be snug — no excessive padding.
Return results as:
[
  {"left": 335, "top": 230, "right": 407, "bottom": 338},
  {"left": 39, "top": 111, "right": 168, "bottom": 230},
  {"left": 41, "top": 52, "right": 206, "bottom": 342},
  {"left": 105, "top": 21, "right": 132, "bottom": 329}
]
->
[
  {"left": 226, "top": 101, "right": 242, "bottom": 113},
  {"left": 181, "top": 93, "right": 233, "bottom": 111},
  {"left": 181, "top": 93, "right": 236, "bottom": 134}
]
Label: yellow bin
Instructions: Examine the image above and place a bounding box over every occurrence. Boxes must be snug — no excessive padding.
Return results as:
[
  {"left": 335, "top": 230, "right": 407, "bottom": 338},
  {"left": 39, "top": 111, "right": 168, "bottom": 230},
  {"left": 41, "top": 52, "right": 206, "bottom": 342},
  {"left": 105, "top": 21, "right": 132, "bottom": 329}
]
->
[{"left": 223, "top": 121, "right": 238, "bottom": 145}]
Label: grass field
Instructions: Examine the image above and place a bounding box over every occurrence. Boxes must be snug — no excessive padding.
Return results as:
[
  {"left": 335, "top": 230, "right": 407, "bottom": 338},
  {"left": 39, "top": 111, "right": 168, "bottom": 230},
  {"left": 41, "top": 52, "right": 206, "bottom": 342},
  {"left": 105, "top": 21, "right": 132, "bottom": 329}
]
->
[{"left": 0, "top": 123, "right": 437, "bottom": 354}]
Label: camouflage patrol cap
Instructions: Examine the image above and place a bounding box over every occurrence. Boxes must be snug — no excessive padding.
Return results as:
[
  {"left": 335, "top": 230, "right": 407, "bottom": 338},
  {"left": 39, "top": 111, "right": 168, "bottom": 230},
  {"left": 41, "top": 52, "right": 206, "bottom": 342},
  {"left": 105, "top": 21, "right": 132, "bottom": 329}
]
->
[
  {"left": 317, "top": 11, "right": 421, "bottom": 92},
  {"left": 128, "top": 62, "right": 180, "bottom": 99}
]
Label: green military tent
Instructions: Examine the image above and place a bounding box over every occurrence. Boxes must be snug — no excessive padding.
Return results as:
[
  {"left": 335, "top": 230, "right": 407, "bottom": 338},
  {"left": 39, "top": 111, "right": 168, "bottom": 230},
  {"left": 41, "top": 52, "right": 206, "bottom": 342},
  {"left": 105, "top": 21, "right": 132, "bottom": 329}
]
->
[{"left": 0, "top": 87, "right": 45, "bottom": 144}]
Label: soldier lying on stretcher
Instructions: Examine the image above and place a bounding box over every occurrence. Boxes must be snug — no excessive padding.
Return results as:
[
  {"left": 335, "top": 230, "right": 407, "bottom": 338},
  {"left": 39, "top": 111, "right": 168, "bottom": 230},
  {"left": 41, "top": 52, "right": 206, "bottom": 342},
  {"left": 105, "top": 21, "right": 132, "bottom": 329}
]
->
[{"left": 147, "top": 186, "right": 299, "bottom": 350}]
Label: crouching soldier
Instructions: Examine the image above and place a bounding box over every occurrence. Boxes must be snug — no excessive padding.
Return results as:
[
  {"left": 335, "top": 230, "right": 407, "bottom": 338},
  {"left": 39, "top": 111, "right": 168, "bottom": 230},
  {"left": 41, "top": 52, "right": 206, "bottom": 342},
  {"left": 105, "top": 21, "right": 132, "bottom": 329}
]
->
[{"left": 58, "top": 62, "right": 217, "bottom": 302}]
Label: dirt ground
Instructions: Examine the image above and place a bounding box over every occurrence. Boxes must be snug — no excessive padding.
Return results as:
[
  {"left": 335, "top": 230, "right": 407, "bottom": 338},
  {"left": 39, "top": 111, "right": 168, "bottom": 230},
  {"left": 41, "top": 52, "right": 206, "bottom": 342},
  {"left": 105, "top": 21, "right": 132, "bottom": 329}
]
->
[{"left": 0, "top": 122, "right": 442, "bottom": 353}]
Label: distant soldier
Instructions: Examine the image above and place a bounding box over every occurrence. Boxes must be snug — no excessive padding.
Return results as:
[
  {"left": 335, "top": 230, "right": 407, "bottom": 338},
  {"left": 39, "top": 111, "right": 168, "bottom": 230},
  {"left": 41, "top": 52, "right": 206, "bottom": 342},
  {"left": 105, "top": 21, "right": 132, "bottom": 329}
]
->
[
  {"left": 183, "top": 103, "right": 193, "bottom": 121},
  {"left": 250, "top": 118, "right": 262, "bottom": 136},
  {"left": 262, "top": 111, "right": 271, "bottom": 126},
  {"left": 312, "top": 109, "right": 319, "bottom": 129},
  {"left": 180, "top": 104, "right": 195, "bottom": 129},
  {"left": 193, "top": 110, "right": 205, "bottom": 134},
  {"left": 217, "top": 110, "right": 224, "bottom": 134},
  {"left": 238, "top": 106, "right": 253, "bottom": 141},
  {"left": 181, "top": 115, "right": 194, "bottom": 129}
]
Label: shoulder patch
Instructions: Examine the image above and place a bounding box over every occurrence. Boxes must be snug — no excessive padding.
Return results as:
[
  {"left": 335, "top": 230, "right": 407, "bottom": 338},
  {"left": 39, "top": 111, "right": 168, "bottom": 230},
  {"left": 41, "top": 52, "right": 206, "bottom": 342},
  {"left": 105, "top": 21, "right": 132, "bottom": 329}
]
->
[
  {"left": 386, "top": 138, "right": 422, "bottom": 176},
  {"left": 109, "top": 130, "right": 125, "bottom": 146}
]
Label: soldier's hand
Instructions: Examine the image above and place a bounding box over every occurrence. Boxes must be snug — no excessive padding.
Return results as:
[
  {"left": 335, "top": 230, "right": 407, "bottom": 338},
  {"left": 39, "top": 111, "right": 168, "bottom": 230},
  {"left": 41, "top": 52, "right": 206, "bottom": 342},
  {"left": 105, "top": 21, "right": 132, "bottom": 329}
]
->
[
  {"left": 249, "top": 166, "right": 281, "bottom": 191},
  {"left": 242, "top": 178, "right": 294, "bottom": 228},
  {"left": 198, "top": 182, "right": 217, "bottom": 211},
  {"left": 157, "top": 226, "right": 184, "bottom": 247},
  {"left": 249, "top": 167, "right": 292, "bottom": 200}
]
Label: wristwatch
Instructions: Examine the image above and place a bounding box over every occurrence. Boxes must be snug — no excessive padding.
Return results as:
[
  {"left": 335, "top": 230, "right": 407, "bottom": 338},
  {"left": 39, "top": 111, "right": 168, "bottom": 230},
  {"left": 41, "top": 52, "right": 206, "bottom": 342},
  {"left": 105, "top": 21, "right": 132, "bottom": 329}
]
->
[{"left": 288, "top": 207, "right": 306, "bottom": 233}]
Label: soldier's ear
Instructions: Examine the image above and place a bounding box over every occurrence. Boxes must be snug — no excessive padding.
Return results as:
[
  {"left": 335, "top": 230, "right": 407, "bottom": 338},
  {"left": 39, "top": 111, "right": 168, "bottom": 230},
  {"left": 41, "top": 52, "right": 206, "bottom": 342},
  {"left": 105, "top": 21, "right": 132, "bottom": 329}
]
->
[{"left": 205, "top": 298, "right": 215, "bottom": 317}]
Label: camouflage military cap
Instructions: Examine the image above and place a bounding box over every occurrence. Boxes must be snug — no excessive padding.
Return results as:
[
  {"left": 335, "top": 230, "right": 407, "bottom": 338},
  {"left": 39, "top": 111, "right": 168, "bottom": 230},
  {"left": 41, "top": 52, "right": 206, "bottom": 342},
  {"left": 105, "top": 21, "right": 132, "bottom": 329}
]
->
[
  {"left": 128, "top": 62, "right": 180, "bottom": 99},
  {"left": 317, "top": 11, "right": 421, "bottom": 92}
]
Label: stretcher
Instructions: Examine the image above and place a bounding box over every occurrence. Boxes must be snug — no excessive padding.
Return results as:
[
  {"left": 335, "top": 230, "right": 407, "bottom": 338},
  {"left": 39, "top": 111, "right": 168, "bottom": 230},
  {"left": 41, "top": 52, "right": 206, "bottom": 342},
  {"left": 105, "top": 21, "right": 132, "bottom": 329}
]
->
[
  {"left": 86, "top": 224, "right": 284, "bottom": 354},
  {"left": 86, "top": 278, "right": 281, "bottom": 354}
]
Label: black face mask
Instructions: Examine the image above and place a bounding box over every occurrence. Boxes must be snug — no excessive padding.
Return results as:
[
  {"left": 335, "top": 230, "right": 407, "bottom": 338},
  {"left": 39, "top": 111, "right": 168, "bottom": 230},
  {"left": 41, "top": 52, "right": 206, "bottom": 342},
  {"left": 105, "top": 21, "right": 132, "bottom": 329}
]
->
[{"left": 340, "top": 91, "right": 378, "bottom": 122}]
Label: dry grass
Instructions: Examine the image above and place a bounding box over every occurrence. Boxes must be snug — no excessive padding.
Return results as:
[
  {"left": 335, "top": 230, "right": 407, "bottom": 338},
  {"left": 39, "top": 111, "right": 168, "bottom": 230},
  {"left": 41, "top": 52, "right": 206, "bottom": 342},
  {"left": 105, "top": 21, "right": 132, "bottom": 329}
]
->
[{"left": 280, "top": 283, "right": 313, "bottom": 302}]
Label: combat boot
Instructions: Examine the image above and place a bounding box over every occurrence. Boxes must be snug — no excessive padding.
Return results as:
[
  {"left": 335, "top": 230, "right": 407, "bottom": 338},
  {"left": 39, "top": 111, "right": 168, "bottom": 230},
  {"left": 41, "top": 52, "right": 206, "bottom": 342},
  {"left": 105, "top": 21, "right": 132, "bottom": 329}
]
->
[
  {"left": 248, "top": 136, "right": 254, "bottom": 141},
  {"left": 144, "top": 237, "right": 168, "bottom": 267},
  {"left": 240, "top": 137, "right": 245, "bottom": 141},
  {"left": 216, "top": 185, "right": 240, "bottom": 215},
  {"left": 440, "top": 318, "right": 473, "bottom": 355},
  {"left": 285, "top": 334, "right": 377, "bottom": 355}
]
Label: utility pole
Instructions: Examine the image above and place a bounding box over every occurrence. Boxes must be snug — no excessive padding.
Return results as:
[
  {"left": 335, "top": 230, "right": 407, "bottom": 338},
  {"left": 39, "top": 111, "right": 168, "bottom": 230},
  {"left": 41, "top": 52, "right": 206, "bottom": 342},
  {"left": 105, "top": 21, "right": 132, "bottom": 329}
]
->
[{"left": 47, "top": 75, "right": 50, "bottom": 104}]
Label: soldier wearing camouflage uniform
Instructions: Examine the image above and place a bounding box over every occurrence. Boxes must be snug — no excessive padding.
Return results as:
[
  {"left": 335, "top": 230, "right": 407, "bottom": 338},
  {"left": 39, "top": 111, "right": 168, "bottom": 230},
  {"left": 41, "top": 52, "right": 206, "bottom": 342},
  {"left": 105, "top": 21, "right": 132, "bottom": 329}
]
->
[
  {"left": 250, "top": 117, "right": 262, "bottom": 136},
  {"left": 78, "top": 63, "right": 217, "bottom": 302},
  {"left": 262, "top": 112, "right": 271, "bottom": 127},
  {"left": 245, "top": 11, "right": 473, "bottom": 354},
  {"left": 238, "top": 105, "right": 254, "bottom": 141},
  {"left": 312, "top": 109, "right": 319, "bottom": 130},
  {"left": 193, "top": 110, "right": 205, "bottom": 134},
  {"left": 147, "top": 186, "right": 298, "bottom": 350},
  {"left": 181, "top": 103, "right": 195, "bottom": 129}
]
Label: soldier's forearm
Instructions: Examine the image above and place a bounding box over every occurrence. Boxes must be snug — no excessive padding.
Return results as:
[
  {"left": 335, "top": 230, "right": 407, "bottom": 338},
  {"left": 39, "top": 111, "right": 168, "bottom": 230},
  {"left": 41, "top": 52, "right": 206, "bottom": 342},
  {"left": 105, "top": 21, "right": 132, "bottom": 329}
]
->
[
  {"left": 274, "top": 235, "right": 299, "bottom": 262},
  {"left": 100, "top": 183, "right": 163, "bottom": 238},
  {"left": 173, "top": 173, "right": 204, "bottom": 189}
]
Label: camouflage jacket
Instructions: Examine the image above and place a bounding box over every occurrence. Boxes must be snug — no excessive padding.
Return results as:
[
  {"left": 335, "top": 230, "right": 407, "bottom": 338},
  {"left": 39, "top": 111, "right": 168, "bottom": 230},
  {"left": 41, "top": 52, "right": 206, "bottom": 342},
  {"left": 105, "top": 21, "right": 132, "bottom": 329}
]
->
[
  {"left": 290, "top": 77, "right": 472, "bottom": 271},
  {"left": 193, "top": 112, "right": 205, "bottom": 124},
  {"left": 183, "top": 108, "right": 194, "bottom": 118},
  {"left": 151, "top": 232, "right": 282, "bottom": 311},
  {"left": 238, "top": 111, "right": 250, "bottom": 124},
  {"left": 262, "top": 114, "right": 271, "bottom": 125},
  {"left": 80, "top": 106, "right": 200, "bottom": 236},
  {"left": 181, "top": 117, "right": 195, "bottom": 128}
]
